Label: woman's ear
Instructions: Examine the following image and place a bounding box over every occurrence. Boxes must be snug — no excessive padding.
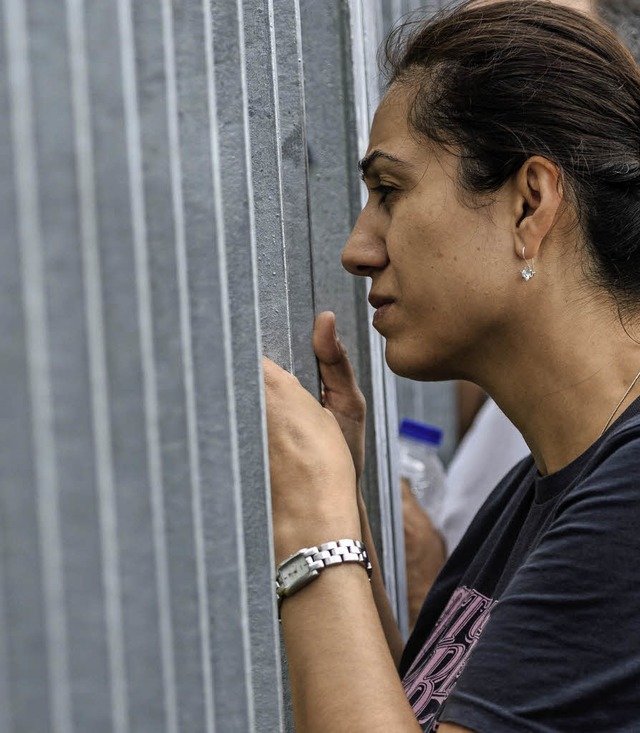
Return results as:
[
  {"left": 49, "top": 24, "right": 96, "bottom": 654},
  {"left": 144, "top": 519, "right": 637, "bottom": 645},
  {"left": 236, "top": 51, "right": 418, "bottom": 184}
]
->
[{"left": 513, "top": 156, "right": 564, "bottom": 261}]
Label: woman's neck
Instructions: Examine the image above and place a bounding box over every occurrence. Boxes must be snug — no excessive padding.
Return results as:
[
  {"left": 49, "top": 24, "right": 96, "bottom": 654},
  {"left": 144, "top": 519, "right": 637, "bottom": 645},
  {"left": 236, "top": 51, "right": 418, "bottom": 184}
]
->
[{"left": 478, "top": 304, "right": 640, "bottom": 476}]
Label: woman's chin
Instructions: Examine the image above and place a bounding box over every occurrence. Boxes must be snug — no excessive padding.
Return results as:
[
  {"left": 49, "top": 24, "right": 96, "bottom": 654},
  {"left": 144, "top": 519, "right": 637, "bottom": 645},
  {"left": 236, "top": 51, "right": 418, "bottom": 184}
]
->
[
  {"left": 384, "top": 341, "right": 458, "bottom": 382},
  {"left": 384, "top": 344, "right": 432, "bottom": 381}
]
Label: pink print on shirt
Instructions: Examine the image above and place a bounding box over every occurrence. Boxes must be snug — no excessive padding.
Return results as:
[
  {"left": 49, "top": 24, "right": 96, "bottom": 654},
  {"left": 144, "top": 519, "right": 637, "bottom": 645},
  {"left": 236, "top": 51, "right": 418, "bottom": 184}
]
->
[{"left": 403, "top": 585, "right": 498, "bottom": 731}]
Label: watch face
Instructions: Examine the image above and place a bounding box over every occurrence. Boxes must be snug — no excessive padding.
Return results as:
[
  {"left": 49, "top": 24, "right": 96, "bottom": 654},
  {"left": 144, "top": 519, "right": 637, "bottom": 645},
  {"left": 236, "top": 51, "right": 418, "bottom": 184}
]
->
[{"left": 277, "top": 551, "right": 318, "bottom": 597}]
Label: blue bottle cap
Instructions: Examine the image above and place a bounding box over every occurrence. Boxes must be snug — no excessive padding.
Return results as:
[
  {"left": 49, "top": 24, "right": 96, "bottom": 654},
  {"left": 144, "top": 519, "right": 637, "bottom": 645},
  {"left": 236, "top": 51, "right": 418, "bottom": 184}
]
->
[{"left": 399, "top": 418, "right": 443, "bottom": 447}]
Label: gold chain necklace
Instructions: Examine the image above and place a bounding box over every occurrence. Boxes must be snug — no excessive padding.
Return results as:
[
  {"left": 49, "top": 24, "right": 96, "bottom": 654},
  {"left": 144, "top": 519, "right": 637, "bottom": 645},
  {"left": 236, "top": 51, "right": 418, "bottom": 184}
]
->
[{"left": 599, "top": 368, "right": 640, "bottom": 437}]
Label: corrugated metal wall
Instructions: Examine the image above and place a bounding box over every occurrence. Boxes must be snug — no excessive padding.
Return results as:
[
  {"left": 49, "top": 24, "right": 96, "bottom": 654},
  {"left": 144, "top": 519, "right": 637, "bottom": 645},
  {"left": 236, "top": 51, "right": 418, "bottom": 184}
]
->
[
  {"left": 10, "top": 1, "right": 636, "bottom": 730},
  {"left": 0, "top": 0, "right": 447, "bottom": 730}
]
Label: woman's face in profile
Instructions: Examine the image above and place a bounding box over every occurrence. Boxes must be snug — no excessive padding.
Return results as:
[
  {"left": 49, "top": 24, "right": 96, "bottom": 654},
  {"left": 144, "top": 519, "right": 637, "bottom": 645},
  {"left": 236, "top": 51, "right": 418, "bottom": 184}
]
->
[{"left": 342, "top": 86, "right": 520, "bottom": 382}]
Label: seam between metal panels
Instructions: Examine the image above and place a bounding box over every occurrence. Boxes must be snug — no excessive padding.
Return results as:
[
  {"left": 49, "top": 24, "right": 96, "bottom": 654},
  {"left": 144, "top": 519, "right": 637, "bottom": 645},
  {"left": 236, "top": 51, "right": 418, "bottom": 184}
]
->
[
  {"left": 369, "top": 326, "right": 399, "bottom": 610},
  {"left": 336, "top": 2, "right": 366, "bottom": 231},
  {"left": 66, "top": 1, "right": 130, "bottom": 730},
  {"left": 291, "top": 0, "right": 317, "bottom": 319},
  {"left": 237, "top": 1, "right": 258, "bottom": 262},
  {"left": 0, "top": 4, "right": 16, "bottom": 728},
  {"left": 236, "top": 0, "right": 271, "bottom": 507},
  {"left": 119, "top": 2, "right": 180, "bottom": 731},
  {"left": 266, "top": 0, "right": 294, "bottom": 370},
  {"left": 235, "top": 0, "right": 284, "bottom": 723},
  {"left": 0, "top": 546, "right": 12, "bottom": 731},
  {"left": 382, "top": 367, "right": 408, "bottom": 639},
  {"left": 289, "top": 0, "right": 318, "bottom": 386},
  {"left": 360, "top": 0, "right": 383, "bottom": 115},
  {"left": 160, "top": 3, "right": 216, "bottom": 731},
  {"left": 202, "top": 1, "right": 255, "bottom": 729},
  {"left": 347, "top": 0, "right": 370, "bottom": 193},
  {"left": 4, "top": 1, "right": 74, "bottom": 731}
]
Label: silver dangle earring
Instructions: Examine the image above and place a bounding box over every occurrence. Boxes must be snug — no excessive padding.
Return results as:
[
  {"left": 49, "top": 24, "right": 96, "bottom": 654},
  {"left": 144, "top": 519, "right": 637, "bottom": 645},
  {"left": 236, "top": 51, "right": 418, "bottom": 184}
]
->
[{"left": 520, "top": 246, "right": 535, "bottom": 281}]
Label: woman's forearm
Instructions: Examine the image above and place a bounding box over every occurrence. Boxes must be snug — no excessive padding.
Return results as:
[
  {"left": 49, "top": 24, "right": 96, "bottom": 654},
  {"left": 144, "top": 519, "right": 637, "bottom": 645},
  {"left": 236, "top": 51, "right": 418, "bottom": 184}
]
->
[{"left": 280, "top": 563, "right": 421, "bottom": 733}]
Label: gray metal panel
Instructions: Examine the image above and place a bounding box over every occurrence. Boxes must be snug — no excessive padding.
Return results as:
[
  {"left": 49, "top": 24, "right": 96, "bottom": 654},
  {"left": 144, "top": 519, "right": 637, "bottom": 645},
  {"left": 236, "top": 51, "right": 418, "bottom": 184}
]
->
[
  {"left": 211, "top": 0, "right": 285, "bottom": 730},
  {"left": 243, "top": 0, "right": 293, "bottom": 369},
  {"left": 79, "top": 1, "right": 175, "bottom": 730},
  {"left": 1, "top": 0, "right": 425, "bottom": 730},
  {"left": 408, "top": 0, "right": 443, "bottom": 12},
  {"left": 241, "top": 1, "right": 318, "bottom": 728},
  {"left": 117, "top": 2, "right": 181, "bottom": 727},
  {"left": 382, "top": 0, "right": 409, "bottom": 34},
  {"left": 1, "top": 0, "right": 264, "bottom": 730},
  {"left": 0, "top": 10, "right": 21, "bottom": 706},
  {"left": 299, "top": 0, "right": 363, "bottom": 374},
  {"left": 271, "top": 0, "right": 317, "bottom": 393},
  {"left": 2, "top": 0, "right": 57, "bottom": 729},
  {"left": 35, "top": 0, "right": 115, "bottom": 730},
  {"left": 602, "top": 1, "right": 640, "bottom": 60},
  {"left": 209, "top": 0, "right": 288, "bottom": 730},
  {"left": 154, "top": 3, "right": 216, "bottom": 729},
  {"left": 381, "top": 0, "right": 443, "bottom": 36}
]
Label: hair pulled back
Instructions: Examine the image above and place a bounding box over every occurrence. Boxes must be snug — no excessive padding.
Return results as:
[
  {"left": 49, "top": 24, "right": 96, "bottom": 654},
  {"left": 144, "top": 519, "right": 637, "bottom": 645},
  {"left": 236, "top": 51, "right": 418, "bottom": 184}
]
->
[{"left": 383, "top": 0, "right": 640, "bottom": 309}]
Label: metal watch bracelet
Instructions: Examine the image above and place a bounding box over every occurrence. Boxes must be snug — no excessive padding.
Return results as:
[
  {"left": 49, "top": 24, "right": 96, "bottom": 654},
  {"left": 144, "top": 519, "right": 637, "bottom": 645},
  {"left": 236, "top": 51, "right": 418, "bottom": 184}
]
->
[{"left": 275, "top": 539, "right": 372, "bottom": 614}]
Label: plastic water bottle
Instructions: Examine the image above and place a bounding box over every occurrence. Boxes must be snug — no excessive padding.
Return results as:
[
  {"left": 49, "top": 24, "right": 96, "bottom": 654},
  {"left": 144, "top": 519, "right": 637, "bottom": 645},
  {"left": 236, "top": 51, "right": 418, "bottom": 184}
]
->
[{"left": 399, "top": 418, "right": 447, "bottom": 529}]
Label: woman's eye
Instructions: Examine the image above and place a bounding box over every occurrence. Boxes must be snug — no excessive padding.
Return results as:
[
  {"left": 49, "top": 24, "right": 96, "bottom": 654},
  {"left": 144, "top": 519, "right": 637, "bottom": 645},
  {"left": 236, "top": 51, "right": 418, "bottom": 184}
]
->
[{"left": 372, "top": 184, "right": 397, "bottom": 206}]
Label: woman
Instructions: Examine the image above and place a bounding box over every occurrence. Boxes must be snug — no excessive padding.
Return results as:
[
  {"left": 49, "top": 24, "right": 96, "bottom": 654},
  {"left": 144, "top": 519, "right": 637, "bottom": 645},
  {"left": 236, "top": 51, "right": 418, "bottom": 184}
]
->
[{"left": 264, "top": 1, "right": 640, "bottom": 730}]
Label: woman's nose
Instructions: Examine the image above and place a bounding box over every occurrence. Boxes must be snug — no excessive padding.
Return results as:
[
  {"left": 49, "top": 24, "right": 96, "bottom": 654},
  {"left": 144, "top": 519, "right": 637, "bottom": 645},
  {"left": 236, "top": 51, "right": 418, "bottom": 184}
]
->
[{"left": 341, "top": 211, "right": 389, "bottom": 276}]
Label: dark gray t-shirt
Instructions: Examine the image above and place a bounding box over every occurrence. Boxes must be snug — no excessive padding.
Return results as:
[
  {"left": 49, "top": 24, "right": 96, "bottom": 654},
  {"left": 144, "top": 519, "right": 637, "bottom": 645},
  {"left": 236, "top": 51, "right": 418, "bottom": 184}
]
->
[{"left": 400, "top": 398, "right": 640, "bottom": 732}]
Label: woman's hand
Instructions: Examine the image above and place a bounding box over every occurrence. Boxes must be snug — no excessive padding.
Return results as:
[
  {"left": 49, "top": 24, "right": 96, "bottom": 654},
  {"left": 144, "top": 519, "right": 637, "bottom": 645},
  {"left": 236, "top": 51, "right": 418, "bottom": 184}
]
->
[
  {"left": 313, "top": 311, "right": 367, "bottom": 484},
  {"left": 402, "top": 478, "right": 447, "bottom": 628},
  {"left": 263, "top": 349, "right": 361, "bottom": 565},
  {"left": 264, "top": 316, "right": 422, "bottom": 733}
]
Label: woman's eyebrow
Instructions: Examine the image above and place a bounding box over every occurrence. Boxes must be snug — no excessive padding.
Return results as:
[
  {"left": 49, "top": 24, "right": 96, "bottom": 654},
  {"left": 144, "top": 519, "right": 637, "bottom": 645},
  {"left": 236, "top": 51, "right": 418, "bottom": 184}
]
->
[{"left": 358, "top": 150, "right": 411, "bottom": 179}]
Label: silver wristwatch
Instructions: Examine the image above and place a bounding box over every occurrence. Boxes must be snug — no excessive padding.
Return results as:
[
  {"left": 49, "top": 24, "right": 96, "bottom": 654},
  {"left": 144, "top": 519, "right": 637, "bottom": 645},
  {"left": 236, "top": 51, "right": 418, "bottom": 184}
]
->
[{"left": 275, "top": 539, "right": 372, "bottom": 613}]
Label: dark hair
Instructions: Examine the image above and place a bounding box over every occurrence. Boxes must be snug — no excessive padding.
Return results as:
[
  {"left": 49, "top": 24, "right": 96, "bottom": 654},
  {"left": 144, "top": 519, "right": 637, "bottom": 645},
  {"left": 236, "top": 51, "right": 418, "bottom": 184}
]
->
[{"left": 383, "top": 0, "right": 640, "bottom": 311}]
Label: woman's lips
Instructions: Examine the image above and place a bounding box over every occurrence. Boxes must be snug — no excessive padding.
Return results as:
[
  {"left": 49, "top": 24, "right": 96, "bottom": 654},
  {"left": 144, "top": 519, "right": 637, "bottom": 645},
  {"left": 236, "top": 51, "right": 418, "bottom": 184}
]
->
[
  {"left": 372, "top": 301, "right": 393, "bottom": 328},
  {"left": 368, "top": 294, "right": 395, "bottom": 329}
]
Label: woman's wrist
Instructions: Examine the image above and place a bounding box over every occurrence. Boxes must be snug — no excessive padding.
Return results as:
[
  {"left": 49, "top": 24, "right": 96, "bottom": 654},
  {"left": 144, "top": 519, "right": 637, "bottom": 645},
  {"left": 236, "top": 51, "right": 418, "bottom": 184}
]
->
[{"left": 273, "top": 498, "right": 362, "bottom": 565}]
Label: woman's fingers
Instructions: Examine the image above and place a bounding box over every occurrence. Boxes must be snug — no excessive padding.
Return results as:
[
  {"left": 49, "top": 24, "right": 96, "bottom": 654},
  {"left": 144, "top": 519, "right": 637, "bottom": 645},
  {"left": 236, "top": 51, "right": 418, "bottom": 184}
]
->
[
  {"left": 263, "top": 354, "right": 295, "bottom": 392},
  {"left": 313, "top": 310, "right": 342, "bottom": 365},
  {"left": 313, "top": 311, "right": 365, "bottom": 419},
  {"left": 313, "top": 312, "right": 366, "bottom": 481},
  {"left": 262, "top": 354, "right": 360, "bottom": 562}
]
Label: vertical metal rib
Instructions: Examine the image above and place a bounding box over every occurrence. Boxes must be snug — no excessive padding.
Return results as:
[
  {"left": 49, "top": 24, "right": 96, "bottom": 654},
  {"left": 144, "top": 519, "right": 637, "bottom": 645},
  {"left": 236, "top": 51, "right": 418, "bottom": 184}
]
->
[
  {"left": 118, "top": 1, "right": 179, "bottom": 730},
  {"left": 208, "top": 0, "right": 283, "bottom": 727},
  {"left": 166, "top": 0, "right": 216, "bottom": 728},
  {"left": 265, "top": 0, "right": 294, "bottom": 370},
  {"left": 0, "top": 3, "right": 16, "bottom": 726},
  {"left": 4, "top": 1, "right": 73, "bottom": 731},
  {"left": 65, "top": 0, "right": 130, "bottom": 729},
  {"left": 0, "top": 553, "right": 11, "bottom": 732},
  {"left": 202, "top": 0, "right": 255, "bottom": 727},
  {"left": 270, "top": 0, "right": 317, "bottom": 392}
]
